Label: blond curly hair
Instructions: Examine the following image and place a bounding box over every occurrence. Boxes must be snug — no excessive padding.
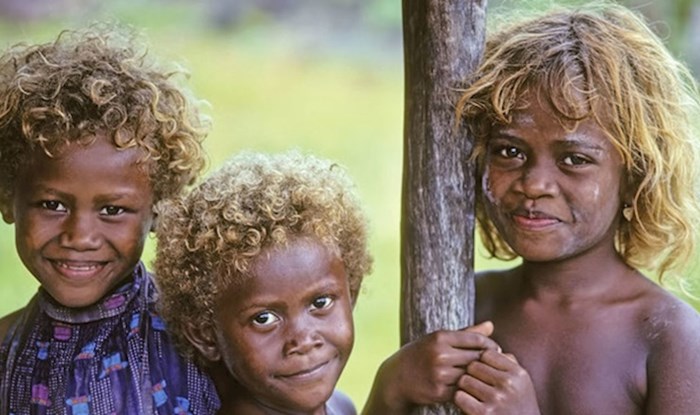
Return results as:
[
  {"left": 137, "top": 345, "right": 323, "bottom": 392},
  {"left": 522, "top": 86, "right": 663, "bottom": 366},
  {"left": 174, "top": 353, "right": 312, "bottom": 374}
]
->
[
  {"left": 457, "top": 2, "right": 700, "bottom": 278},
  {"left": 0, "top": 23, "right": 208, "bottom": 212},
  {"left": 154, "top": 150, "right": 372, "bottom": 361}
]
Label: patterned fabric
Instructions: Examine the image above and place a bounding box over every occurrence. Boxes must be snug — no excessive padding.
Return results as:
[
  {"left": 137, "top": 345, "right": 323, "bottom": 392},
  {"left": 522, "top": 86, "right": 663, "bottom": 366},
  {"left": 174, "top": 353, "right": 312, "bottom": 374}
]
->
[{"left": 0, "top": 263, "right": 220, "bottom": 415}]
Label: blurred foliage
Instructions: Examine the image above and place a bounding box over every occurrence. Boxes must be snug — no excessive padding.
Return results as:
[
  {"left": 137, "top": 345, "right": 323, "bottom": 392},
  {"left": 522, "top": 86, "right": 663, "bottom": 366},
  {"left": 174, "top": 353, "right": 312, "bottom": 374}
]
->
[
  {"left": 488, "top": 0, "right": 700, "bottom": 75},
  {"left": 0, "top": 0, "right": 698, "bottom": 408}
]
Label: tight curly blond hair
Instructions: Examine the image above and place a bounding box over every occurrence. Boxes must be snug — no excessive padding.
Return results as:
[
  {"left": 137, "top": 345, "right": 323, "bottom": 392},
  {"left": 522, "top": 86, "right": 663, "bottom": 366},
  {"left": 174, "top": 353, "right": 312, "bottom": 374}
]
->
[
  {"left": 457, "top": 2, "right": 700, "bottom": 278},
  {"left": 154, "top": 151, "right": 372, "bottom": 360},
  {"left": 0, "top": 23, "right": 208, "bottom": 212}
]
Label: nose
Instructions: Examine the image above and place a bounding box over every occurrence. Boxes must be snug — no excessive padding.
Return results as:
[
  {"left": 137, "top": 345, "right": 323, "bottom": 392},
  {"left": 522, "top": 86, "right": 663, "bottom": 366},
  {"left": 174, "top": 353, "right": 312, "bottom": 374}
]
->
[
  {"left": 59, "top": 212, "right": 101, "bottom": 250},
  {"left": 516, "top": 160, "right": 560, "bottom": 200},
  {"left": 282, "top": 315, "right": 324, "bottom": 356}
]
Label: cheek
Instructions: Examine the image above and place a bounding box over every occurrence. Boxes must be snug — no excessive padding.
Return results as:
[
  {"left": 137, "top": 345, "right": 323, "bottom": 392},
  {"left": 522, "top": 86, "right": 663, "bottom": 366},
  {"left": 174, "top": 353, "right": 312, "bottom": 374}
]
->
[
  {"left": 114, "top": 222, "right": 150, "bottom": 252},
  {"left": 481, "top": 165, "right": 513, "bottom": 205},
  {"left": 221, "top": 333, "right": 273, "bottom": 378},
  {"left": 15, "top": 217, "right": 49, "bottom": 248},
  {"left": 481, "top": 169, "right": 497, "bottom": 206},
  {"left": 570, "top": 182, "right": 621, "bottom": 227},
  {"left": 330, "top": 307, "right": 355, "bottom": 356},
  {"left": 585, "top": 183, "right": 603, "bottom": 206}
]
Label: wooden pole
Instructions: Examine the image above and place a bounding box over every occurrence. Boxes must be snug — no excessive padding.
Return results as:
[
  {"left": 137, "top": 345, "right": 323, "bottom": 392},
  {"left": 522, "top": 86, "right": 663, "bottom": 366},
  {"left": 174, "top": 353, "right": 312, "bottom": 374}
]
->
[{"left": 401, "top": 0, "right": 487, "bottom": 413}]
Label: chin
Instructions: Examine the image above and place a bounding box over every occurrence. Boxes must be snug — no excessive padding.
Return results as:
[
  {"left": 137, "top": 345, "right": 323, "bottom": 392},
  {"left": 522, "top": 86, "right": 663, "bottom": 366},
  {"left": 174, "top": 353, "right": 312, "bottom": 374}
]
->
[{"left": 284, "top": 389, "right": 334, "bottom": 413}]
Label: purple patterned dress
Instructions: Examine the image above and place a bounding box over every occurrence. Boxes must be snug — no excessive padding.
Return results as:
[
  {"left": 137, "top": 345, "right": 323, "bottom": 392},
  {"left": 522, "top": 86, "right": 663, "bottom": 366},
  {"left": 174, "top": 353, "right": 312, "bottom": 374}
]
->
[{"left": 0, "top": 263, "right": 220, "bottom": 415}]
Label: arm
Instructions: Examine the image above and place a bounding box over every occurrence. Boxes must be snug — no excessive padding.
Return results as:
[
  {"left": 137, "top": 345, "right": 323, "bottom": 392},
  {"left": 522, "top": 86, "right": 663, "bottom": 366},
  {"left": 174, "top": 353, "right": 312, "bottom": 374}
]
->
[
  {"left": 0, "top": 308, "right": 24, "bottom": 342},
  {"left": 361, "top": 322, "right": 499, "bottom": 415},
  {"left": 644, "top": 299, "right": 700, "bottom": 414}
]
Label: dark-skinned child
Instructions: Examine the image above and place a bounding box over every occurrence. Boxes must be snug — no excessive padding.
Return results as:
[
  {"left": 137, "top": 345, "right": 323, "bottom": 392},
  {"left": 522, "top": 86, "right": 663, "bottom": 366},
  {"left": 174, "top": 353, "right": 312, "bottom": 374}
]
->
[
  {"left": 362, "top": 3, "right": 700, "bottom": 414},
  {"left": 0, "top": 25, "right": 219, "bottom": 414},
  {"left": 154, "top": 151, "right": 373, "bottom": 415}
]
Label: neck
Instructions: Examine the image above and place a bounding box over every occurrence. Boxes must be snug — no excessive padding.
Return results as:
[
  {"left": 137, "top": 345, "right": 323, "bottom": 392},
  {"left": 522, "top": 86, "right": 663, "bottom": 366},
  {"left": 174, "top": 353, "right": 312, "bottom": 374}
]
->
[{"left": 518, "top": 243, "right": 635, "bottom": 304}]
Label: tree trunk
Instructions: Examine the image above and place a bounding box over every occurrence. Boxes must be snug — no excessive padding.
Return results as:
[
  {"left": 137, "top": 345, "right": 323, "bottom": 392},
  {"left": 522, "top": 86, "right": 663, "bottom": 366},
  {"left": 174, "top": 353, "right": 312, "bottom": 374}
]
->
[{"left": 401, "top": 0, "right": 487, "bottom": 413}]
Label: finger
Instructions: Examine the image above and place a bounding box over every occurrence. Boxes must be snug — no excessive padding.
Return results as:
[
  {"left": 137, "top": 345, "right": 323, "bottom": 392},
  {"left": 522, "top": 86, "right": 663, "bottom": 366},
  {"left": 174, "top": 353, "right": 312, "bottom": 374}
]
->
[
  {"left": 467, "top": 359, "right": 506, "bottom": 388},
  {"left": 479, "top": 349, "right": 519, "bottom": 371},
  {"left": 462, "top": 320, "right": 494, "bottom": 337},
  {"left": 448, "top": 330, "right": 501, "bottom": 352},
  {"left": 457, "top": 373, "right": 494, "bottom": 405},
  {"left": 454, "top": 389, "right": 484, "bottom": 414},
  {"left": 432, "top": 365, "right": 472, "bottom": 387},
  {"left": 433, "top": 348, "right": 484, "bottom": 369}
]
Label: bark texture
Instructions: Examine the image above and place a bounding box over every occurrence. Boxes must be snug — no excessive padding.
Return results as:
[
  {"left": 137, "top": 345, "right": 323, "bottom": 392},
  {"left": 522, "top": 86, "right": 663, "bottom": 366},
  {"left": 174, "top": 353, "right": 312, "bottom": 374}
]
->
[{"left": 401, "top": 0, "right": 487, "bottom": 413}]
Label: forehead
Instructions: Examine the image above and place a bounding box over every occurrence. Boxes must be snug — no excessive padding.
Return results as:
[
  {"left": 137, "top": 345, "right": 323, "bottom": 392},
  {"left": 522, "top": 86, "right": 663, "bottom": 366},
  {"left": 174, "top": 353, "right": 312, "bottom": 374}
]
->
[
  {"left": 220, "top": 239, "right": 345, "bottom": 301},
  {"left": 495, "top": 89, "right": 613, "bottom": 144},
  {"left": 19, "top": 133, "right": 151, "bottom": 191},
  {"left": 252, "top": 238, "right": 333, "bottom": 273}
]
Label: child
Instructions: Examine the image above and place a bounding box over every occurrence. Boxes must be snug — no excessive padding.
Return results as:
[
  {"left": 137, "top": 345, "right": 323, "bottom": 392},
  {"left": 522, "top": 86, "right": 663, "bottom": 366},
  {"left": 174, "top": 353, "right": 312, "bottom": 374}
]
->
[
  {"left": 0, "top": 25, "right": 220, "bottom": 414},
  {"left": 363, "top": 3, "right": 700, "bottom": 414},
  {"left": 153, "top": 151, "right": 373, "bottom": 415}
]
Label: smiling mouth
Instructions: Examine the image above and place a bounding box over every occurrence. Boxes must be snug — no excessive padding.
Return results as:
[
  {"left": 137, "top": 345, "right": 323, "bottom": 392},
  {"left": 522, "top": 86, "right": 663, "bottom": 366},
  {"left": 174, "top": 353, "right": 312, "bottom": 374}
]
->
[
  {"left": 278, "top": 360, "right": 332, "bottom": 381},
  {"left": 50, "top": 260, "right": 106, "bottom": 280},
  {"left": 511, "top": 210, "right": 561, "bottom": 229}
]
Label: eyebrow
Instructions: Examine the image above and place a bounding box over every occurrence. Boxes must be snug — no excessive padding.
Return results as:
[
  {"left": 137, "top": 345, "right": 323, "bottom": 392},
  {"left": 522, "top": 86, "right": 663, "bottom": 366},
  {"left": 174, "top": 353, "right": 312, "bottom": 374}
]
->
[
  {"left": 555, "top": 138, "right": 606, "bottom": 152},
  {"left": 32, "top": 185, "right": 139, "bottom": 204},
  {"left": 93, "top": 191, "right": 139, "bottom": 204},
  {"left": 491, "top": 132, "right": 606, "bottom": 152},
  {"left": 29, "top": 186, "right": 74, "bottom": 201}
]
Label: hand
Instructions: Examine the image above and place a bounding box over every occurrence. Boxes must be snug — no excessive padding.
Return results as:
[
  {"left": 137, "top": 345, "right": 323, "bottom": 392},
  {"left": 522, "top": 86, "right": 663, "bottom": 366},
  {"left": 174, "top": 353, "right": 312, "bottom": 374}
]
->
[
  {"left": 362, "top": 321, "right": 500, "bottom": 415},
  {"left": 454, "top": 350, "right": 540, "bottom": 415}
]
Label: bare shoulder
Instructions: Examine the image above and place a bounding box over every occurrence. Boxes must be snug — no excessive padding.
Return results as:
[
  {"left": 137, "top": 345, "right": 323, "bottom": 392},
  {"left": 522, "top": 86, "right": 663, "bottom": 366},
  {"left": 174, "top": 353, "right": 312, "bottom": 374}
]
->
[
  {"left": 639, "top": 284, "right": 700, "bottom": 342},
  {"left": 640, "top": 284, "right": 700, "bottom": 413},
  {"left": 0, "top": 307, "right": 25, "bottom": 341}
]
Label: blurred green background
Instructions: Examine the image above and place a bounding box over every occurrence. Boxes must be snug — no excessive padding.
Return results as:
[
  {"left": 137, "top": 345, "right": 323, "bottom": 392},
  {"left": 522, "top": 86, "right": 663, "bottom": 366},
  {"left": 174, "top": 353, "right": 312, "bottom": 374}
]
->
[{"left": 0, "top": 0, "right": 698, "bottom": 408}]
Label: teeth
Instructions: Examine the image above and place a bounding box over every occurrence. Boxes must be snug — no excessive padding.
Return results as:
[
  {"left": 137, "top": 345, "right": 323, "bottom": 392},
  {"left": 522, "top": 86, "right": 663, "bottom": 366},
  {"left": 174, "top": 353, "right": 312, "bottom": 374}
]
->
[{"left": 56, "top": 262, "right": 100, "bottom": 271}]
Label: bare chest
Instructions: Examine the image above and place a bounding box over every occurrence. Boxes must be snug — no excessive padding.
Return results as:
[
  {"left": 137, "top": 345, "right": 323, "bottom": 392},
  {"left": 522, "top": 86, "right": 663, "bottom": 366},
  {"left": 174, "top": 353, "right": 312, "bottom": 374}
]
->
[{"left": 493, "top": 313, "right": 648, "bottom": 415}]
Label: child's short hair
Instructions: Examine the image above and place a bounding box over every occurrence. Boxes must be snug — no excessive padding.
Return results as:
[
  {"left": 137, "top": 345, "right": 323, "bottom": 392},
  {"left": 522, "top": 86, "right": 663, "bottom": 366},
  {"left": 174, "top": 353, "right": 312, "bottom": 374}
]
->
[
  {"left": 154, "top": 150, "right": 372, "bottom": 360},
  {"left": 0, "top": 23, "right": 208, "bottom": 210},
  {"left": 457, "top": 2, "right": 700, "bottom": 277}
]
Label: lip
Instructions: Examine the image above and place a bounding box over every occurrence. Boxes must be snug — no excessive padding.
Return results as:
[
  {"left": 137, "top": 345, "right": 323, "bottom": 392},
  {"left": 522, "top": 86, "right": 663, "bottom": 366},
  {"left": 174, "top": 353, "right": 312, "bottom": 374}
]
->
[
  {"left": 277, "top": 359, "right": 332, "bottom": 382},
  {"left": 511, "top": 209, "right": 561, "bottom": 230},
  {"left": 49, "top": 259, "right": 107, "bottom": 281}
]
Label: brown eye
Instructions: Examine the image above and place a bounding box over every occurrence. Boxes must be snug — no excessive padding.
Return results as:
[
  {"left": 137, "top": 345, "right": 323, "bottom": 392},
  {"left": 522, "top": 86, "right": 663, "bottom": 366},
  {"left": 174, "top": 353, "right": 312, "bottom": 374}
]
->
[
  {"left": 41, "top": 200, "right": 67, "bottom": 212},
  {"left": 100, "top": 206, "right": 125, "bottom": 216},
  {"left": 562, "top": 154, "right": 590, "bottom": 166},
  {"left": 311, "top": 296, "right": 333, "bottom": 310},
  {"left": 252, "top": 311, "right": 280, "bottom": 327},
  {"left": 499, "top": 146, "right": 522, "bottom": 159}
]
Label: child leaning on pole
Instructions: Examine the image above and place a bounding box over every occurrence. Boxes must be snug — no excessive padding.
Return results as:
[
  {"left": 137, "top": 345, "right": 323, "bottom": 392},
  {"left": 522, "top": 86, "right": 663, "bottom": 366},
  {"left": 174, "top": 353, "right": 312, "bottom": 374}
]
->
[{"left": 362, "top": 2, "right": 700, "bottom": 414}]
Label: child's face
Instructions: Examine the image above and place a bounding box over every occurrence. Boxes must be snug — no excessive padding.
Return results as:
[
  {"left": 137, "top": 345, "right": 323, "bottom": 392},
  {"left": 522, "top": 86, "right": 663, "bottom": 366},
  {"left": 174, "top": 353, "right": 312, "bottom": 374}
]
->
[
  {"left": 482, "top": 90, "right": 625, "bottom": 262},
  {"left": 210, "top": 238, "right": 353, "bottom": 413},
  {"left": 4, "top": 133, "right": 154, "bottom": 308}
]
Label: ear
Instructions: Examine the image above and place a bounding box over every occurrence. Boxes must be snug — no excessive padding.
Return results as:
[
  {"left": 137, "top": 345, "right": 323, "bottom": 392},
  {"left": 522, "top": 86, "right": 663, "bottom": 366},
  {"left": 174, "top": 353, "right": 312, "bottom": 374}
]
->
[
  {"left": 184, "top": 322, "right": 222, "bottom": 362},
  {"left": 0, "top": 203, "right": 14, "bottom": 224},
  {"left": 149, "top": 210, "right": 158, "bottom": 233},
  {"left": 620, "top": 175, "right": 638, "bottom": 205}
]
